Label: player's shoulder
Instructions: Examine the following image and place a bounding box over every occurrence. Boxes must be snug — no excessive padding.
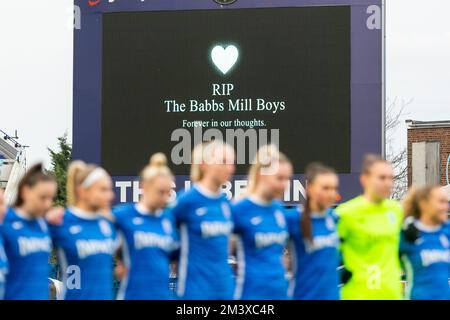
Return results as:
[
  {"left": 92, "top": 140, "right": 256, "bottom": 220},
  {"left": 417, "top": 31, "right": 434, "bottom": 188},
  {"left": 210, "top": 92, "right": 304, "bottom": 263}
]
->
[
  {"left": 3, "top": 207, "right": 17, "bottom": 222},
  {"left": 232, "top": 197, "right": 251, "bottom": 209},
  {"left": 384, "top": 198, "right": 403, "bottom": 212},
  {"left": 334, "top": 196, "right": 365, "bottom": 217},
  {"left": 272, "top": 199, "right": 286, "bottom": 211},
  {"left": 160, "top": 206, "right": 176, "bottom": 221},
  {"left": 112, "top": 203, "right": 136, "bottom": 218},
  {"left": 442, "top": 221, "right": 450, "bottom": 237},
  {"left": 174, "top": 187, "right": 198, "bottom": 205},
  {"left": 284, "top": 205, "right": 301, "bottom": 222}
]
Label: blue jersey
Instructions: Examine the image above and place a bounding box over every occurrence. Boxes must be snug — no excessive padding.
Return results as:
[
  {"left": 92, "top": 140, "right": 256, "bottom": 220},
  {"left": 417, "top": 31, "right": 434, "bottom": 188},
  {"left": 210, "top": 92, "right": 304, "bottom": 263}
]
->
[
  {"left": 232, "top": 197, "right": 289, "bottom": 300},
  {"left": 1, "top": 208, "right": 52, "bottom": 300},
  {"left": 286, "top": 207, "right": 340, "bottom": 300},
  {"left": 172, "top": 185, "right": 234, "bottom": 300},
  {"left": 400, "top": 221, "right": 450, "bottom": 300},
  {"left": 112, "top": 203, "right": 178, "bottom": 300},
  {"left": 50, "top": 208, "right": 116, "bottom": 300},
  {"left": 0, "top": 230, "right": 8, "bottom": 300}
]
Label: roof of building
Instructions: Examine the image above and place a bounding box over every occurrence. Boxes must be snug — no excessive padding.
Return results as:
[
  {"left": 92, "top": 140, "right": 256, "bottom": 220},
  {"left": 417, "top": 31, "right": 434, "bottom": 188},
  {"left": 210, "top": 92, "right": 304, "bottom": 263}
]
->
[
  {"left": 406, "top": 119, "right": 450, "bottom": 129},
  {"left": 0, "top": 137, "right": 18, "bottom": 160}
]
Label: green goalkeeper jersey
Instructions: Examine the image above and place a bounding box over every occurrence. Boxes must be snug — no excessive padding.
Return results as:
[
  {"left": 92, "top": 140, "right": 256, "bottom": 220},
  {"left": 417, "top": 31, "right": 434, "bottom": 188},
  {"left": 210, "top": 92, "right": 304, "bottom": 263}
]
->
[{"left": 336, "top": 196, "right": 404, "bottom": 300}]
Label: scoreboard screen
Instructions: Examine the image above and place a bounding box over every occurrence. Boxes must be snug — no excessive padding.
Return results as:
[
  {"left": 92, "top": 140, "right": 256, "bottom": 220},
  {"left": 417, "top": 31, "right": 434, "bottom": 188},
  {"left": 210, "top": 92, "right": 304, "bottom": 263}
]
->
[
  {"left": 73, "top": 0, "right": 384, "bottom": 203},
  {"left": 101, "top": 7, "right": 351, "bottom": 176}
]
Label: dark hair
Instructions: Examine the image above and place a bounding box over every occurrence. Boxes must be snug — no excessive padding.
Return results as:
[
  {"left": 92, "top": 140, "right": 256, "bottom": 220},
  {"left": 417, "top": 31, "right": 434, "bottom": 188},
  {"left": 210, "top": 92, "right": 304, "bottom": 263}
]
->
[
  {"left": 14, "top": 163, "right": 56, "bottom": 207},
  {"left": 361, "top": 154, "right": 389, "bottom": 175},
  {"left": 301, "top": 162, "right": 336, "bottom": 242}
]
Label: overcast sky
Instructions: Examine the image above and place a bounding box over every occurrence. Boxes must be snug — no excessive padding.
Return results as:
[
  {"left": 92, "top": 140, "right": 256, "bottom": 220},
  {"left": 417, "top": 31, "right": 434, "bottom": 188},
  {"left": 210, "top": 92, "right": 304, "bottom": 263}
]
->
[{"left": 0, "top": 0, "right": 449, "bottom": 167}]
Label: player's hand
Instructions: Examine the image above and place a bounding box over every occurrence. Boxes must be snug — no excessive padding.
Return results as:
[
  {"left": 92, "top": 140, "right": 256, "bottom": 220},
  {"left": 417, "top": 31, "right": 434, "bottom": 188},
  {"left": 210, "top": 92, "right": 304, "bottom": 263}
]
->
[
  {"left": 46, "top": 206, "right": 65, "bottom": 225},
  {"left": 340, "top": 266, "right": 353, "bottom": 285},
  {"left": 403, "top": 216, "right": 419, "bottom": 243},
  {"left": 115, "top": 261, "right": 128, "bottom": 280}
]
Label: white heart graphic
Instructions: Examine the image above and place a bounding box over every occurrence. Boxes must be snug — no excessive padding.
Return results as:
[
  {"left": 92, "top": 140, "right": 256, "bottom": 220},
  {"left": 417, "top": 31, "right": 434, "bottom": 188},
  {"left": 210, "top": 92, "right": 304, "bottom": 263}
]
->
[{"left": 211, "top": 45, "right": 239, "bottom": 75}]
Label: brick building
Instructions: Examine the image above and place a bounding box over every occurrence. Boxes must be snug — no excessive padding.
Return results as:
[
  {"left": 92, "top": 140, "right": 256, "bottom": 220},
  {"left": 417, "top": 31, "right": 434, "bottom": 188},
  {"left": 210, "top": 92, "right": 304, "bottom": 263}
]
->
[{"left": 406, "top": 120, "right": 450, "bottom": 188}]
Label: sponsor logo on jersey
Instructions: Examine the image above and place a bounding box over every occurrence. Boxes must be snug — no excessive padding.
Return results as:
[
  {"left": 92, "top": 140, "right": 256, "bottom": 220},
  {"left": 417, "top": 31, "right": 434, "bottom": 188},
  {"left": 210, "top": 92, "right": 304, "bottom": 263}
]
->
[
  {"left": 196, "top": 207, "right": 208, "bottom": 217},
  {"left": 305, "top": 232, "right": 339, "bottom": 253},
  {"left": 134, "top": 231, "right": 173, "bottom": 251},
  {"left": 69, "top": 225, "right": 82, "bottom": 235},
  {"left": 420, "top": 249, "right": 450, "bottom": 267},
  {"left": 250, "top": 216, "right": 262, "bottom": 226},
  {"left": 18, "top": 236, "right": 52, "bottom": 256},
  {"left": 254, "top": 231, "right": 288, "bottom": 248},
  {"left": 132, "top": 217, "right": 144, "bottom": 225},
  {"left": 75, "top": 239, "right": 115, "bottom": 259},
  {"left": 201, "top": 221, "right": 233, "bottom": 238},
  {"left": 12, "top": 222, "right": 23, "bottom": 230}
]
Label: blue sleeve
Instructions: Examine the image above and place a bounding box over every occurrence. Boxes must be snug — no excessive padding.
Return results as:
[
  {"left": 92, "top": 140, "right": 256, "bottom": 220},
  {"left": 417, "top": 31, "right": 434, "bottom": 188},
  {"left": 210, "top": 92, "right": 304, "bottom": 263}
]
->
[
  {"left": 285, "top": 207, "right": 300, "bottom": 237},
  {"left": 231, "top": 203, "right": 244, "bottom": 234},
  {"left": 49, "top": 224, "right": 62, "bottom": 247},
  {"left": 169, "top": 212, "right": 180, "bottom": 251},
  {"left": 443, "top": 221, "right": 450, "bottom": 238},
  {"left": 111, "top": 206, "right": 125, "bottom": 229},
  {"left": 171, "top": 193, "right": 190, "bottom": 224}
]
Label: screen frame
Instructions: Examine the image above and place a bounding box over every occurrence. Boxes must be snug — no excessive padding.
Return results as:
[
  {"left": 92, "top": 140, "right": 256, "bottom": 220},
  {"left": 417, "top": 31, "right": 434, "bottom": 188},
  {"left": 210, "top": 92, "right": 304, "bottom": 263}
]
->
[{"left": 73, "top": 0, "right": 385, "bottom": 204}]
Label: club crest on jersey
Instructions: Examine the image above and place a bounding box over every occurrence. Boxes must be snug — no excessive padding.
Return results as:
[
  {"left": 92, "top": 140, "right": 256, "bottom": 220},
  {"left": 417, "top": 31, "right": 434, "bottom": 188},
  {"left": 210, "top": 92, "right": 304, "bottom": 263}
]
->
[
  {"left": 133, "top": 217, "right": 144, "bottom": 225},
  {"left": 274, "top": 210, "right": 286, "bottom": 228},
  {"left": 162, "top": 218, "right": 173, "bottom": 234},
  {"left": 69, "top": 225, "right": 82, "bottom": 235},
  {"left": 387, "top": 212, "right": 396, "bottom": 224},
  {"left": 221, "top": 203, "right": 231, "bottom": 219},
  {"left": 196, "top": 207, "right": 207, "bottom": 217},
  {"left": 98, "top": 220, "right": 112, "bottom": 237},
  {"left": 12, "top": 222, "right": 23, "bottom": 230},
  {"left": 440, "top": 234, "right": 450, "bottom": 248},
  {"left": 325, "top": 216, "right": 335, "bottom": 230}
]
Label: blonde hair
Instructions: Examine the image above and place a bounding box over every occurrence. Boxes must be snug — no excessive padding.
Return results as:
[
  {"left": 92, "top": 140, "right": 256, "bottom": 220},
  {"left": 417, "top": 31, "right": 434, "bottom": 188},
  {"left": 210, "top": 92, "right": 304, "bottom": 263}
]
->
[
  {"left": 247, "top": 144, "right": 290, "bottom": 194},
  {"left": 141, "top": 153, "right": 173, "bottom": 182},
  {"left": 402, "top": 185, "right": 439, "bottom": 219},
  {"left": 190, "top": 140, "right": 234, "bottom": 182},
  {"left": 66, "top": 161, "right": 98, "bottom": 206}
]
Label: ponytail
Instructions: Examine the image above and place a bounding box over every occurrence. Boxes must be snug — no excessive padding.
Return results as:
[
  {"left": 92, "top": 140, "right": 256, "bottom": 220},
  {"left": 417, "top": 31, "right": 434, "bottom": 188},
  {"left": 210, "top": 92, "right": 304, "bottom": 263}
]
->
[
  {"left": 141, "top": 153, "right": 173, "bottom": 182},
  {"left": 15, "top": 163, "right": 55, "bottom": 207},
  {"left": 300, "top": 162, "right": 336, "bottom": 242},
  {"left": 66, "top": 161, "right": 99, "bottom": 206}
]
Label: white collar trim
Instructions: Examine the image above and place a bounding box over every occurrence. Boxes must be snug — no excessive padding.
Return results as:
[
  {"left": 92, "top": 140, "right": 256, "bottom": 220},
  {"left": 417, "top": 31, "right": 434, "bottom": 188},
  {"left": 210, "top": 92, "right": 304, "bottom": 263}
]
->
[
  {"left": 248, "top": 195, "right": 272, "bottom": 207},
  {"left": 194, "top": 184, "right": 222, "bottom": 199},
  {"left": 69, "top": 206, "right": 101, "bottom": 220},
  {"left": 135, "top": 203, "right": 163, "bottom": 217},
  {"left": 414, "top": 220, "right": 442, "bottom": 233}
]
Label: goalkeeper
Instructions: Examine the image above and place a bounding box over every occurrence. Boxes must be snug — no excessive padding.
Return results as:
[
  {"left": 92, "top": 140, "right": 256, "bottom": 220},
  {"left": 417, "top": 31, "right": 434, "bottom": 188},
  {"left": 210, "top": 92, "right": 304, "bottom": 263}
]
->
[{"left": 336, "top": 154, "right": 404, "bottom": 300}]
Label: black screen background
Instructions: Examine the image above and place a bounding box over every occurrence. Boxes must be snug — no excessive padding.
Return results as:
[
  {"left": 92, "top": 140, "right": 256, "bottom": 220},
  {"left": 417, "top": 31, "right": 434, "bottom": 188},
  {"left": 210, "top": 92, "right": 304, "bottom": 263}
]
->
[{"left": 102, "top": 7, "right": 351, "bottom": 176}]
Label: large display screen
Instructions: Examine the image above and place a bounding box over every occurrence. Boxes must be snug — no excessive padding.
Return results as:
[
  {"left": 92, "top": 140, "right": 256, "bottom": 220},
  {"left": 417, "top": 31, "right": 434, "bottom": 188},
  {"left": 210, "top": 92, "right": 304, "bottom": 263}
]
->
[{"left": 101, "top": 6, "right": 351, "bottom": 176}]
